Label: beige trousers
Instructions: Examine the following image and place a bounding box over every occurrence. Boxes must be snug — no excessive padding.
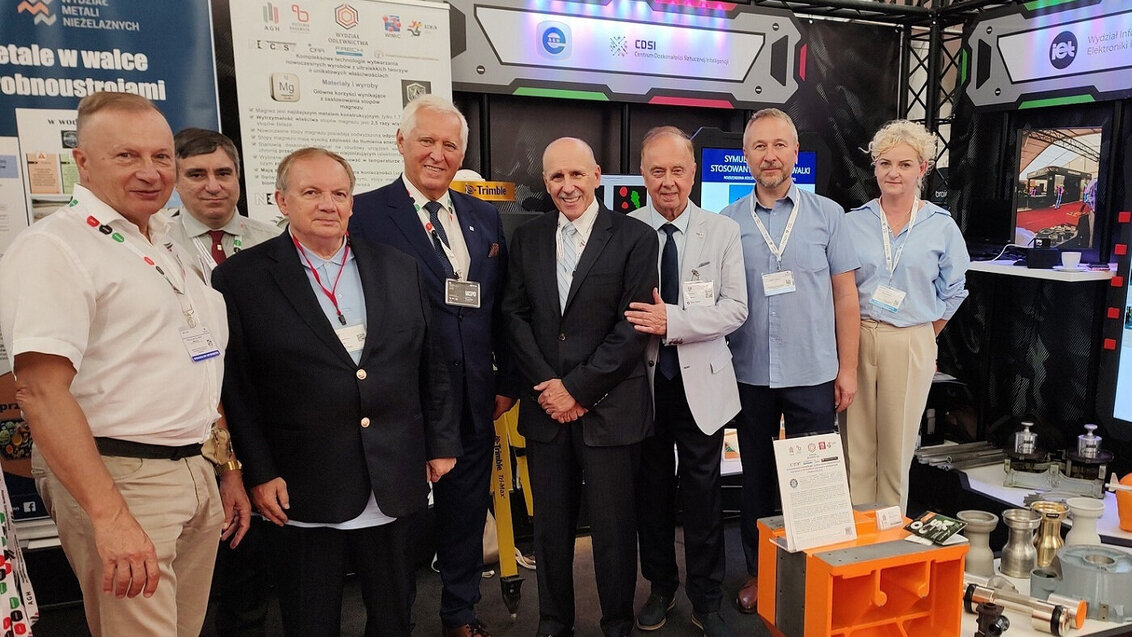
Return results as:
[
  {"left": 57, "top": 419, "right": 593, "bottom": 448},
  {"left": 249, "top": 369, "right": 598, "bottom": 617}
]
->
[
  {"left": 32, "top": 448, "right": 222, "bottom": 637},
  {"left": 845, "top": 320, "right": 936, "bottom": 513}
]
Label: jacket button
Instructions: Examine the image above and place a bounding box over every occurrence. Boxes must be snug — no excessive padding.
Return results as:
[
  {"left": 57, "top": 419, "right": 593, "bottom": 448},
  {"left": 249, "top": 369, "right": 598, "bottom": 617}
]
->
[
  {"left": 558, "top": 333, "right": 566, "bottom": 341},
  {"left": 356, "top": 369, "right": 367, "bottom": 380},
  {"left": 360, "top": 417, "right": 371, "bottom": 428},
  {"left": 648, "top": 360, "right": 655, "bottom": 367}
]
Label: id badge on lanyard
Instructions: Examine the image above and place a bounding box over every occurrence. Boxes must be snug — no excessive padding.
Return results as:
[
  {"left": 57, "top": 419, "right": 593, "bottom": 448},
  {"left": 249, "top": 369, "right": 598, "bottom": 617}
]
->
[
  {"left": 751, "top": 196, "right": 799, "bottom": 297},
  {"left": 871, "top": 199, "right": 919, "bottom": 313}
]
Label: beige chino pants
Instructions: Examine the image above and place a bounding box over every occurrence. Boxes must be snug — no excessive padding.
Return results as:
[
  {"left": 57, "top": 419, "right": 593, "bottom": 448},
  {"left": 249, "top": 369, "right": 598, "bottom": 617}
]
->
[
  {"left": 845, "top": 319, "right": 936, "bottom": 513},
  {"left": 32, "top": 448, "right": 222, "bottom": 637}
]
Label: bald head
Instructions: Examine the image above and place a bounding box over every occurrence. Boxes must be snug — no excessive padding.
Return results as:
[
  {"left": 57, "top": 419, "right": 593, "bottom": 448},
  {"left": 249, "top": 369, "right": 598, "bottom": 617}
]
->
[{"left": 542, "top": 137, "right": 601, "bottom": 221}]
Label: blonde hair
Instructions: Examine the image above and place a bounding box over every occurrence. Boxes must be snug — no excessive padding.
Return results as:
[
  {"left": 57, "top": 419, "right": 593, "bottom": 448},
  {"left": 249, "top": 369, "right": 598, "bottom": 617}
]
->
[{"left": 868, "top": 120, "right": 936, "bottom": 167}]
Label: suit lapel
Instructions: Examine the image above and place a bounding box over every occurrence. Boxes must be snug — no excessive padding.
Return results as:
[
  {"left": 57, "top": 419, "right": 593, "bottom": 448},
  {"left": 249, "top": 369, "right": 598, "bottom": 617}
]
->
[
  {"left": 564, "top": 208, "right": 612, "bottom": 314},
  {"left": 536, "top": 214, "right": 560, "bottom": 313},
  {"left": 386, "top": 186, "right": 448, "bottom": 281},
  {"left": 268, "top": 234, "right": 356, "bottom": 367},
  {"left": 352, "top": 239, "right": 385, "bottom": 363},
  {"left": 681, "top": 205, "right": 708, "bottom": 287}
]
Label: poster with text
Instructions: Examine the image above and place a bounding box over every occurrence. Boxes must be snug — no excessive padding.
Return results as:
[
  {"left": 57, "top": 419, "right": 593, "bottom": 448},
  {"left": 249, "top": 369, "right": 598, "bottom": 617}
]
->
[
  {"left": 0, "top": 0, "right": 220, "bottom": 256},
  {"left": 230, "top": 0, "right": 452, "bottom": 222}
]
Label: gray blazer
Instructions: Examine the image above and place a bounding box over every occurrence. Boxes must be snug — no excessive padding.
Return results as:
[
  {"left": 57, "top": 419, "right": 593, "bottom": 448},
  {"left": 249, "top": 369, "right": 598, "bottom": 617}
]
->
[{"left": 629, "top": 202, "right": 747, "bottom": 434}]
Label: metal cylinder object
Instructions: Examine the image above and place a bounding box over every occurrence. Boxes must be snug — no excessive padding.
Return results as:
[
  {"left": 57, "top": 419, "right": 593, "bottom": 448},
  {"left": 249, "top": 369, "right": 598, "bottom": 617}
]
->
[
  {"left": 1032, "top": 501, "right": 1068, "bottom": 568},
  {"left": 965, "top": 584, "right": 1071, "bottom": 636},
  {"left": 1001, "top": 508, "right": 1042, "bottom": 578}
]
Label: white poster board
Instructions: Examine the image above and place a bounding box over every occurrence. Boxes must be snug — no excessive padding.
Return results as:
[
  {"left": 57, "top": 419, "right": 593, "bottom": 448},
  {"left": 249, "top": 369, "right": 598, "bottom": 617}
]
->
[
  {"left": 229, "top": 0, "right": 452, "bottom": 222},
  {"left": 772, "top": 432, "right": 856, "bottom": 552}
]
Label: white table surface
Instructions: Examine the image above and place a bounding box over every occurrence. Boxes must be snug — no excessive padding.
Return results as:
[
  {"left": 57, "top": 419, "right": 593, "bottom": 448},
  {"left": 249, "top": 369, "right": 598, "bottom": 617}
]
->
[
  {"left": 968, "top": 260, "right": 1115, "bottom": 282},
  {"left": 960, "top": 463, "right": 1132, "bottom": 547}
]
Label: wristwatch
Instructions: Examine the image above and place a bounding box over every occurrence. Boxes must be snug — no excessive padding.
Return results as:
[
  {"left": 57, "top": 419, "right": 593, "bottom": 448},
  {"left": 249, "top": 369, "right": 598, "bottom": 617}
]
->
[{"left": 216, "top": 459, "right": 243, "bottom": 476}]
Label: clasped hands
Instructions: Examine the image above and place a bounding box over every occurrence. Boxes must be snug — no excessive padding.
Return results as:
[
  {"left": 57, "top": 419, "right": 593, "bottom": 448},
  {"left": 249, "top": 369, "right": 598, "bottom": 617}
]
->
[{"left": 533, "top": 378, "right": 587, "bottom": 423}]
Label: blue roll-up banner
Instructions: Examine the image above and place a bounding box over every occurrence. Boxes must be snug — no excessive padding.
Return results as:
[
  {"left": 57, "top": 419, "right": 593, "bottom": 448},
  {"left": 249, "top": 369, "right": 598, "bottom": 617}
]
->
[{"left": 0, "top": 0, "right": 220, "bottom": 255}]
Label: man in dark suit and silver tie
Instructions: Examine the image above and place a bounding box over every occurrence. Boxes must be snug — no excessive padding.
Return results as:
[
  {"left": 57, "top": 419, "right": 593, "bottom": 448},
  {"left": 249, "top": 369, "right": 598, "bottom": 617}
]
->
[
  {"left": 350, "top": 95, "right": 515, "bottom": 637},
  {"left": 625, "top": 127, "right": 747, "bottom": 637},
  {"left": 502, "top": 137, "right": 658, "bottom": 637}
]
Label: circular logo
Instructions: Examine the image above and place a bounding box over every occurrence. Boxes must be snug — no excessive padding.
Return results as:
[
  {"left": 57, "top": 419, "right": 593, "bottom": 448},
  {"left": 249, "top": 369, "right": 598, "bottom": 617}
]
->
[
  {"left": 1049, "top": 31, "right": 1077, "bottom": 70},
  {"left": 542, "top": 26, "right": 567, "bottom": 55}
]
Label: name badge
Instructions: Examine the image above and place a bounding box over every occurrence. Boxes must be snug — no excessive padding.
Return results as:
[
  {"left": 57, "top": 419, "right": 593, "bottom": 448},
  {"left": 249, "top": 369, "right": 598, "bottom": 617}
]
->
[
  {"left": 683, "top": 280, "right": 714, "bottom": 307},
  {"left": 181, "top": 325, "right": 221, "bottom": 362},
  {"left": 446, "top": 279, "right": 481, "bottom": 308},
  {"left": 762, "top": 270, "right": 796, "bottom": 297},
  {"left": 335, "top": 323, "right": 366, "bottom": 354},
  {"left": 870, "top": 284, "right": 906, "bottom": 313}
]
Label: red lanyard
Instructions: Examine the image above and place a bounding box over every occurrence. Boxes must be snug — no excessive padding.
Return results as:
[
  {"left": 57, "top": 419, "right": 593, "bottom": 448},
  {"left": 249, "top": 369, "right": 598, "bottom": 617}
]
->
[{"left": 292, "top": 234, "right": 350, "bottom": 326}]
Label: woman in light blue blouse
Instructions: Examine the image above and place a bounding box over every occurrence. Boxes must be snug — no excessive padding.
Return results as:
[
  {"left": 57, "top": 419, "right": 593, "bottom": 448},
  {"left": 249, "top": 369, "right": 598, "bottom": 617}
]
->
[{"left": 844, "top": 120, "right": 970, "bottom": 513}]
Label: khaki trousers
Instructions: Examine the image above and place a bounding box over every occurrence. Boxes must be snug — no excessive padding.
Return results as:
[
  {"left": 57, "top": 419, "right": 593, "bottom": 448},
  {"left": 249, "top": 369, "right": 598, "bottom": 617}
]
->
[
  {"left": 845, "top": 320, "right": 936, "bottom": 513},
  {"left": 32, "top": 448, "right": 222, "bottom": 637}
]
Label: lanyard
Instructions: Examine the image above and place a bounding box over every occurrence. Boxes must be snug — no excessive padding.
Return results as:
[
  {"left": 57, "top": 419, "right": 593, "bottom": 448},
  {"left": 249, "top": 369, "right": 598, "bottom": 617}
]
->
[
  {"left": 878, "top": 199, "right": 920, "bottom": 278},
  {"left": 292, "top": 234, "right": 350, "bottom": 326},
  {"left": 414, "top": 196, "right": 463, "bottom": 280},
  {"left": 424, "top": 220, "right": 464, "bottom": 280},
  {"left": 748, "top": 195, "right": 800, "bottom": 271},
  {"left": 83, "top": 214, "right": 198, "bottom": 327}
]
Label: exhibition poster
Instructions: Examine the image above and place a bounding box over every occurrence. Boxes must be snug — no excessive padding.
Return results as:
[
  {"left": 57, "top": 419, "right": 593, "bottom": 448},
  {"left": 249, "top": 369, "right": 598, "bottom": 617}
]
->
[
  {"left": 0, "top": 0, "right": 220, "bottom": 256},
  {"left": 230, "top": 0, "right": 452, "bottom": 222}
]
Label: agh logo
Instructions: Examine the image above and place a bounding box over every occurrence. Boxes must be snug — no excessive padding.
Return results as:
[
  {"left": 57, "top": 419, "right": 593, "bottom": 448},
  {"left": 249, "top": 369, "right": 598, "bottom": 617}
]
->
[
  {"left": 538, "top": 21, "right": 570, "bottom": 59},
  {"left": 1049, "top": 31, "right": 1076, "bottom": 70}
]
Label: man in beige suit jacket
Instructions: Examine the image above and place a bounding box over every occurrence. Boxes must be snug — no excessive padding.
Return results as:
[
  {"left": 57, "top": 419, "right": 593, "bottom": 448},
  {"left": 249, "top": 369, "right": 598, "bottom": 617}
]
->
[{"left": 625, "top": 126, "right": 747, "bottom": 637}]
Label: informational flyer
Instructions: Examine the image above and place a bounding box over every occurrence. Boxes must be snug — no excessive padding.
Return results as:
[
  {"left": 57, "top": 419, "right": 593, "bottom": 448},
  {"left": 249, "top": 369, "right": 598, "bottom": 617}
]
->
[
  {"left": 229, "top": 0, "right": 452, "bottom": 221},
  {"left": 0, "top": 0, "right": 220, "bottom": 257},
  {"left": 772, "top": 432, "right": 856, "bottom": 552},
  {"left": 0, "top": 140, "right": 25, "bottom": 256}
]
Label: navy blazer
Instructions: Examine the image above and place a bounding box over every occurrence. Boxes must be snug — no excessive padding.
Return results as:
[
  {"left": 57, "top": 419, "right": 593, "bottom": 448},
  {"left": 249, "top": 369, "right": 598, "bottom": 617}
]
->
[
  {"left": 351, "top": 180, "right": 515, "bottom": 436},
  {"left": 213, "top": 233, "right": 460, "bottom": 523},
  {"left": 502, "top": 205, "right": 658, "bottom": 446}
]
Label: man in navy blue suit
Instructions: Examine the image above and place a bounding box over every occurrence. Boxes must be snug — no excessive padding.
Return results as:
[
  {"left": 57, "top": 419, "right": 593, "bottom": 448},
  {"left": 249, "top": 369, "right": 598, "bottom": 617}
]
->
[{"left": 350, "top": 95, "right": 515, "bottom": 637}]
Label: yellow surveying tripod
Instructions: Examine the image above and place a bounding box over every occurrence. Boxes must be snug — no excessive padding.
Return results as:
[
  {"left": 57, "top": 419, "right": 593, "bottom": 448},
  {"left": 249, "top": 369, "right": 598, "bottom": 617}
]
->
[{"left": 491, "top": 403, "right": 533, "bottom": 618}]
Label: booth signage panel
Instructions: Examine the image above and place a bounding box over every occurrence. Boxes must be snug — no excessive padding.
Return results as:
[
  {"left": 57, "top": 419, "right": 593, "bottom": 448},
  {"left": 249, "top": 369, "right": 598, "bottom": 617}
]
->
[
  {"left": 0, "top": 0, "right": 219, "bottom": 256},
  {"left": 229, "top": 0, "right": 452, "bottom": 221},
  {"left": 449, "top": 0, "right": 801, "bottom": 109},
  {"left": 966, "top": 2, "right": 1132, "bottom": 109}
]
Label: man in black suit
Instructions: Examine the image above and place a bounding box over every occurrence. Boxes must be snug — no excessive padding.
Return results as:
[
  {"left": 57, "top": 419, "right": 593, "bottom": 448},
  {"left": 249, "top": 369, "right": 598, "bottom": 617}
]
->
[
  {"left": 503, "top": 137, "right": 658, "bottom": 637},
  {"left": 350, "top": 95, "right": 514, "bottom": 637},
  {"left": 213, "top": 147, "right": 460, "bottom": 637}
]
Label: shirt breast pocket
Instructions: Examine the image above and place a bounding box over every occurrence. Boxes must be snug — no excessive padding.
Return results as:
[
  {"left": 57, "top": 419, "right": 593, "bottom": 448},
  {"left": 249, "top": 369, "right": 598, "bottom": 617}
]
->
[{"left": 798, "top": 244, "right": 829, "bottom": 273}]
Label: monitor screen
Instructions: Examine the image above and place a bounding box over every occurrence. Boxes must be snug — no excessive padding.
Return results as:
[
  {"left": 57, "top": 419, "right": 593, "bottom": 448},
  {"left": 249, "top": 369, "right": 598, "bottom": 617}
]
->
[
  {"left": 698, "top": 147, "right": 817, "bottom": 213},
  {"left": 1012, "top": 126, "right": 1102, "bottom": 249},
  {"left": 597, "top": 174, "right": 649, "bottom": 213},
  {"left": 1113, "top": 258, "right": 1132, "bottom": 423}
]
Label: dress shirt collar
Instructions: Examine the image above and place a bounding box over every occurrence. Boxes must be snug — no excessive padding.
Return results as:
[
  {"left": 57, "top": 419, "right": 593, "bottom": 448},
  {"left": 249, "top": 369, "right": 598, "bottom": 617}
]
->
[
  {"left": 402, "top": 174, "right": 453, "bottom": 214},
  {"left": 557, "top": 198, "right": 600, "bottom": 242},
  {"left": 74, "top": 183, "right": 169, "bottom": 243},
  {"left": 177, "top": 206, "right": 243, "bottom": 238},
  {"left": 753, "top": 183, "right": 800, "bottom": 213},
  {"left": 289, "top": 228, "right": 349, "bottom": 266},
  {"left": 646, "top": 203, "right": 692, "bottom": 235}
]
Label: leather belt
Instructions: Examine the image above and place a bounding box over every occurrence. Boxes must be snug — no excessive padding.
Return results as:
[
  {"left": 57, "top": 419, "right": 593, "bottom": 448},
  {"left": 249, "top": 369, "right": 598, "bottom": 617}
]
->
[{"left": 94, "top": 437, "right": 203, "bottom": 460}]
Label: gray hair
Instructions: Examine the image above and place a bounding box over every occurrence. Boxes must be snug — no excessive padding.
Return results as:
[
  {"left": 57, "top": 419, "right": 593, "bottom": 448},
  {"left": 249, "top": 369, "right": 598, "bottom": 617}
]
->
[{"left": 400, "top": 95, "right": 469, "bottom": 152}]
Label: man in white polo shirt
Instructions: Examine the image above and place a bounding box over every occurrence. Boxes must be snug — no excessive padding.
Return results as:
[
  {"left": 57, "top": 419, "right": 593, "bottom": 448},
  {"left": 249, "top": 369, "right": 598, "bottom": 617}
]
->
[{"left": 0, "top": 92, "right": 247, "bottom": 636}]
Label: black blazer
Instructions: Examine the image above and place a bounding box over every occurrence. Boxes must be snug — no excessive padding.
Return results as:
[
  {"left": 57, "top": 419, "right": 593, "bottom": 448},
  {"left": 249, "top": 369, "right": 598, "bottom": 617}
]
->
[
  {"left": 350, "top": 181, "right": 516, "bottom": 435},
  {"left": 213, "top": 233, "right": 460, "bottom": 523},
  {"left": 502, "top": 205, "right": 659, "bottom": 446}
]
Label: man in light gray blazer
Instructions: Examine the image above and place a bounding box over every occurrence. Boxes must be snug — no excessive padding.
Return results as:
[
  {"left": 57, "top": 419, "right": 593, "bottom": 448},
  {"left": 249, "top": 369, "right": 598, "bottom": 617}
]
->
[{"left": 625, "top": 126, "right": 748, "bottom": 637}]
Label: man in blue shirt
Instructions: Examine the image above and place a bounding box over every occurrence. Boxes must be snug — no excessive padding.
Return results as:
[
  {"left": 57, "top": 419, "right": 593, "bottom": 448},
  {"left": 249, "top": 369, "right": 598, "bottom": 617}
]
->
[{"left": 719, "top": 109, "right": 860, "bottom": 613}]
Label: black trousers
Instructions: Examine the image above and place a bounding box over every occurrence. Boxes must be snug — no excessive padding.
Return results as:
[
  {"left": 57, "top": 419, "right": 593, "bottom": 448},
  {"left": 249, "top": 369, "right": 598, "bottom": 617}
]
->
[
  {"left": 637, "top": 372, "right": 726, "bottom": 613},
  {"left": 734, "top": 381, "right": 836, "bottom": 575},
  {"left": 268, "top": 517, "right": 416, "bottom": 637},
  {"left": 213, "top": 516, "right": 271, "bottom": 637},
  {"left": 432, "top": 397, "right": 494, "bottom": 627},
  {"left": 527, "top": 425, "right": 641, "bottom": 637}
]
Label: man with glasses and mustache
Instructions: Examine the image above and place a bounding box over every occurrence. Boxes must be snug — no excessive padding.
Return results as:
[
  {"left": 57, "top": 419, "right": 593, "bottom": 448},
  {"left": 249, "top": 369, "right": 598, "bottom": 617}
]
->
[{"left": 718, "top": 109, "right": 860, "bottom": 614}]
